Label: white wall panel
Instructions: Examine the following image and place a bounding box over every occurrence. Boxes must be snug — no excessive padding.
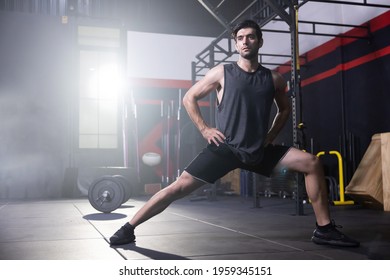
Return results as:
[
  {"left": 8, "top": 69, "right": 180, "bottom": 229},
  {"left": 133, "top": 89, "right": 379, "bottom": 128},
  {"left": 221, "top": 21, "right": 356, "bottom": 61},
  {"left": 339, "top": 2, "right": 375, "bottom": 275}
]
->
[{"left": 127, "top": 31, "right": 213, "bottom": 80}]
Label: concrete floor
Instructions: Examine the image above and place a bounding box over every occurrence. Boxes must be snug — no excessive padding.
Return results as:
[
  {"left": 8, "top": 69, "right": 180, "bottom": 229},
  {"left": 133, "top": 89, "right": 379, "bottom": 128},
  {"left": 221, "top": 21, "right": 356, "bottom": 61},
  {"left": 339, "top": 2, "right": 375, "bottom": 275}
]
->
[{"left": 0, "top": 194, "right": 389, "bottom": 260}]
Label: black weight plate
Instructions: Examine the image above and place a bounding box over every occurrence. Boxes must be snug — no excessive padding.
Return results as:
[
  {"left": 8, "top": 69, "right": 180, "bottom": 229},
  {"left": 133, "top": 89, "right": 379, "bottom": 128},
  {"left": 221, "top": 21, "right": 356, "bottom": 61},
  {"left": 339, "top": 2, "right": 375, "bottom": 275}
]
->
[
  {"left": 88, "top": 176, "right": 125, "bottom": 213},
  {"left": 113, "top": 175, "right": 132, "bottom": 203}
]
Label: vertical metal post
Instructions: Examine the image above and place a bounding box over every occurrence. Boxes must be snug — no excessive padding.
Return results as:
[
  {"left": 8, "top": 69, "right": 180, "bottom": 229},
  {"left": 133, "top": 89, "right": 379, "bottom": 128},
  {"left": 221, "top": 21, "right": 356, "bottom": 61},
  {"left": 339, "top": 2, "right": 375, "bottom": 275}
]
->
[
  {"left": 339, "top": 46, "right": 349, "bottom": 187},
  {"left": 176, "top": 89, "right": 182, "bottom": 179},
  {"left": 130, "top": 90, "right": 140, "bottom": 182},
  {"left": 209, "top": 45, "right": 217, "bottom": 201},
  {"left": 290, "top": 1, "right": 305, "bottom": 216},
  {"left": 122, "top": 95, "right": 128, "bottom": 168},
  {"left": 167, "top": 100, "right": 173, "bottom": 184},
  {"left": 191, "top": 61, "right": 196, "bottom": 85},
  {"left": 290, "top": 3, "right": 299, "bottom": 145},
  {"left": 161, "top": 100, "right": 166, "bottom": 186},
  {"left": 253, "top": 172, "right": 261, "bottom": 208}
]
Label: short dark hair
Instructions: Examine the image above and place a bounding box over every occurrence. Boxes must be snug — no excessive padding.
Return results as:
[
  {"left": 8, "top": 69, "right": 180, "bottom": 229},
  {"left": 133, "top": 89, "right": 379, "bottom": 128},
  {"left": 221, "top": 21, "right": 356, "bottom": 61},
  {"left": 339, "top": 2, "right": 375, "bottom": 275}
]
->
[{"left": 231, "top": 19, "right": 263, "bottom": 41}]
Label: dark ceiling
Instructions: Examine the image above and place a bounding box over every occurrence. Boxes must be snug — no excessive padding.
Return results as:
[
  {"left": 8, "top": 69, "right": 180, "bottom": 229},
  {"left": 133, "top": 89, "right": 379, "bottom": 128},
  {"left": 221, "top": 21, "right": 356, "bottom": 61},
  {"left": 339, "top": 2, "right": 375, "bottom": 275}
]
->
[
  {"left": 2, "top": 0, "right": 389, "bottom": 38},
  {"left": 0, "top": 0, "right": 260, "bottom": 37}
]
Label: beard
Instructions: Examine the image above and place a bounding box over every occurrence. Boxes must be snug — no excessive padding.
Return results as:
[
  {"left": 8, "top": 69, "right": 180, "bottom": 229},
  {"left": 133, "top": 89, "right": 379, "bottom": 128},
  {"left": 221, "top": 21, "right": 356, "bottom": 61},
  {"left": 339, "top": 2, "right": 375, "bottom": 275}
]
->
[{"left": 240, "top": 48, "right": 259, "bottom": 60}]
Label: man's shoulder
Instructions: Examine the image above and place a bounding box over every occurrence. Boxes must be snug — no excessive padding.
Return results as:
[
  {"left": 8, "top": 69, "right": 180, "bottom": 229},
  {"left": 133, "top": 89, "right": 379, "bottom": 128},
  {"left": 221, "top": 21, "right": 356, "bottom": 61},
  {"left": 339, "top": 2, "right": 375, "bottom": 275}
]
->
[
  {"left": 202, "top": 63, "right": 225, "bottom": 83},
  {"left": 206, "top": 63, "right": 236, "bottom": 80},
  {"left": 208, "top": 63, "right": 228, "bottom": 76},
  {"left": 212, "top": 63, "right": 234, "bottom": 70},
  {"left": 270, "top": 70, "right": 287, "bottom": 90},
  {"left": 270, "top": 69, "right": 284, "bottom": 80},
  {"left": 223, "top": 63, "right": 235, "bottom": 70}
]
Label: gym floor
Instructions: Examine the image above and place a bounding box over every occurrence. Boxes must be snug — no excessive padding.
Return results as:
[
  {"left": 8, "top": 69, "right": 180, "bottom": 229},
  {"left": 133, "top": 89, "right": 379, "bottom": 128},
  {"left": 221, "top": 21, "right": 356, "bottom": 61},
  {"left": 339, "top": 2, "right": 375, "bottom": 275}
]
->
[{"left": 0, "top": 194, "right": 389, "bottom": 260}]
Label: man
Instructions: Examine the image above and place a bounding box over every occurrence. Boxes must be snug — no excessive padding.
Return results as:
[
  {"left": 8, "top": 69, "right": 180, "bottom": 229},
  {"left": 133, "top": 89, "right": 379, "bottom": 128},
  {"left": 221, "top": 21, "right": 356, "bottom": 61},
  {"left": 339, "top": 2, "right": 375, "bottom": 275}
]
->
[{"left": 110, "top": 19, "right": 359, "bottom": 247}]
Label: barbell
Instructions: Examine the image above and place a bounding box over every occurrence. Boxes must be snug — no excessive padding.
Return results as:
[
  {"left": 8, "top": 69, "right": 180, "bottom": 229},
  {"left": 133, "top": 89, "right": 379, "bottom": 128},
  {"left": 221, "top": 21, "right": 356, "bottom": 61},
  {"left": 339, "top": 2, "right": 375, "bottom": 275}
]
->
[{"left": 88, "top": 175, "right": 133, "bottom": 213}]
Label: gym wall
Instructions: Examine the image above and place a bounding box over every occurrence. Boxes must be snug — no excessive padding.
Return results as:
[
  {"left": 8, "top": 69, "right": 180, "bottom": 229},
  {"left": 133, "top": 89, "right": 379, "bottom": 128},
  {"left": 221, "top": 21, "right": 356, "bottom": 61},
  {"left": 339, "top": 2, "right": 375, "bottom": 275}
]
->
[
  {"left": 127, "top": 31, "right": 214, "bottom": 80},
  {"left": 280, "top": 10, "right": 390, "bottom": 182}
]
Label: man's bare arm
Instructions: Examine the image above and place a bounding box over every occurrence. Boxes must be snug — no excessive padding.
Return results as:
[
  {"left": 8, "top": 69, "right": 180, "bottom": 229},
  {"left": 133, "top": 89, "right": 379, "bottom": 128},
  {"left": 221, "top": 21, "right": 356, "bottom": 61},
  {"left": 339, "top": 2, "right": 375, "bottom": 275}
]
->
[
  {"left": 183, "top": 65, "right": 226, "bottom": 146},
  {"left": 265, "top": 71, "right": 291, "bottom": 145}
]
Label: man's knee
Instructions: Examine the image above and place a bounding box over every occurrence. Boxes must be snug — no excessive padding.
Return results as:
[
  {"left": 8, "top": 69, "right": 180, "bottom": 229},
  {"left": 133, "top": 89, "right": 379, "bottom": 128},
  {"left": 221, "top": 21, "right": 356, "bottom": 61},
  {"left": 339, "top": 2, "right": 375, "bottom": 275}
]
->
[
  {"left": 166, "top": 172, "right": 204, "bottom": 198},
  {"left": 281, "top": 148, "right": 323, "bottom": 174},
  {"left": 305, "top": 154, "right": 323, "bottom": 173}
]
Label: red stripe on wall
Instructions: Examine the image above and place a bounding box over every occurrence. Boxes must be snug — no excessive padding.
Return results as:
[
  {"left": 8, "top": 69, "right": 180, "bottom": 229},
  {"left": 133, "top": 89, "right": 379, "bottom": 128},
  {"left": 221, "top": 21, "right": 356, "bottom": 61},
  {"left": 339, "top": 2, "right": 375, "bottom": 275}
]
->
[
  {"left": 277, "top": 10, "right": 390, "bottom": 75},
  {"left": 130, "top": 77, "right": 192, "bottom": 89},
  {"left": 370, "top": 10, "right": 390, "bottom": 33},
  {"left": 137, "top": 99, "right": 210, "bottom": 107},
  {"left": 343, "top": 45, "right": 390, "bottom": 71},
  {"left": 304, "top": 10, "right": 390, "bottom": 63},
  {"left": 301, "top": 45, "right": 390, "bottom": 87}
]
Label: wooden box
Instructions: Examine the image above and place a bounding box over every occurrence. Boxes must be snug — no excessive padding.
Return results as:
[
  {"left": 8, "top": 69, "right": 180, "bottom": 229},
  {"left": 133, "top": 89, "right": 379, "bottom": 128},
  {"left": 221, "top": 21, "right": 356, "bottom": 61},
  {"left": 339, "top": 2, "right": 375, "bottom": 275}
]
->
[
  {"left": 220, "top": 168, "right": 241, "bottom": 194},
  {"left": 345, "top": 133, "right": 390, "bottom": 211}
]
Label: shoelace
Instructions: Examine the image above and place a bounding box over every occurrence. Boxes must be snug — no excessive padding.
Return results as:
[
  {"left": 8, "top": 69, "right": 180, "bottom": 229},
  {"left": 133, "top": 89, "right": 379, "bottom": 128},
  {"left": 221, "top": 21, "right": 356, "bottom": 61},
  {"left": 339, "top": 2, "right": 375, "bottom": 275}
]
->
[{"left": 330, "top": 219, "right": 343, "bottom": 229}]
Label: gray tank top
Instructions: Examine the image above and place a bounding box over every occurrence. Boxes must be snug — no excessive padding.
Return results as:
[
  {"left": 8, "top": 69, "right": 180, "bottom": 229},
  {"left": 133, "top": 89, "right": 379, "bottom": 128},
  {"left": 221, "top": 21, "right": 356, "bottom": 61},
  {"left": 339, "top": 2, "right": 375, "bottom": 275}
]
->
[{"left": 216, "top": 62, "right": 275, "bottom": 164}]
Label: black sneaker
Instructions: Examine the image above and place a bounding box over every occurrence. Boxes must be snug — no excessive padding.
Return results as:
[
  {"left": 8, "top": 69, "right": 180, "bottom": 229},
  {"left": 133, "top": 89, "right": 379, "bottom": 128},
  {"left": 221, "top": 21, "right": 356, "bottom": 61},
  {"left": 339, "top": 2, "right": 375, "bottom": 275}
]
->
[
  {"left": 109, "top": 223, "right": 135, "bottom": 246},
  {"left": 311, "top": 221, "right": 360, "bottom": 247}
]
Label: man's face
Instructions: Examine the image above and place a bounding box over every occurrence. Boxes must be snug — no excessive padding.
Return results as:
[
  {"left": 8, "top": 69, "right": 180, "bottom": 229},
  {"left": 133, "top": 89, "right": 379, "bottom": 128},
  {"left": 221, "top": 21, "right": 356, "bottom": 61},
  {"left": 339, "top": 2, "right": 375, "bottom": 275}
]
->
[{"left": 235, "top": 27, "right": 263, "bottom": 60}]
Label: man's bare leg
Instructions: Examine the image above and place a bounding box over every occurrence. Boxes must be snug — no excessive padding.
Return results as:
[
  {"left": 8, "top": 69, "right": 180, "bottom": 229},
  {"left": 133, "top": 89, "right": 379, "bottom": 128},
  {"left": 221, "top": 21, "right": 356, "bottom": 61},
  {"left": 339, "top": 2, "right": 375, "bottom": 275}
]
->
[
  {"left": 278, "top": 147, "right": 359, "bottom": 247},
  {"left": 129, "top": 171, "right": 205, "bottom": 227},
  {"left": 109, "top": 171, "right": 205, "bottom": 245},
  {"left": 277, "top": 147, "right": 331, "bottom": 226}
]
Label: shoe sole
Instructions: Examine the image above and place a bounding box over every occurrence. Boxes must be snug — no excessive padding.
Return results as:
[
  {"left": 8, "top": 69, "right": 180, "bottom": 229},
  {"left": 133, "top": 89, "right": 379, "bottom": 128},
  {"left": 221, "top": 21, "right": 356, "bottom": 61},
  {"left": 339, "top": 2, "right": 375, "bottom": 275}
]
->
[
  {"left": 110, "top": 240, "right": 135, "bottom": 246},
  {"left": 109, "top": 236, "right": 136, "bottom": 246},
  {"left": 312, "top": 236, "right": 360, "bottom": 247}
]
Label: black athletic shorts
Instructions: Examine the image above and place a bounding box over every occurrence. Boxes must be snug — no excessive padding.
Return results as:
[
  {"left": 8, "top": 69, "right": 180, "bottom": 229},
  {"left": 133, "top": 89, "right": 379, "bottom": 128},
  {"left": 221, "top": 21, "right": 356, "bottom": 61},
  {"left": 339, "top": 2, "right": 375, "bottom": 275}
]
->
[{"left": 184, "top": 143, "right": 291, "bottom": 184}]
